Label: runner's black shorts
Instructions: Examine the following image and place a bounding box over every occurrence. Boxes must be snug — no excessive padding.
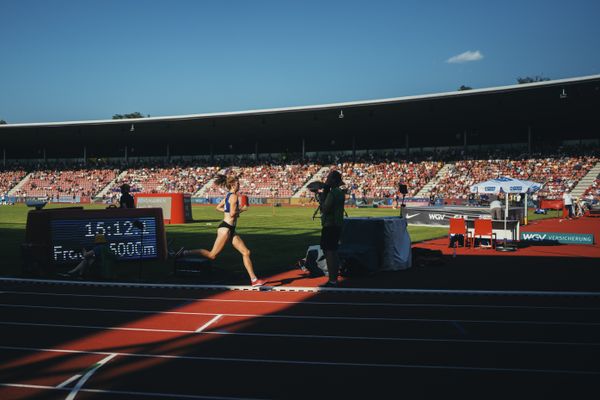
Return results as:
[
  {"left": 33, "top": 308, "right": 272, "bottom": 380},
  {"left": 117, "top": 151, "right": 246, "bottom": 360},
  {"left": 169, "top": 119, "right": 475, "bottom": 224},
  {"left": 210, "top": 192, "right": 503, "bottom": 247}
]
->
[
  {"left": 218, "top": 221, "right": 237, "bottom": 240},
  {"left": 320, "top": 226, "right": 342, "bottom": 251}
]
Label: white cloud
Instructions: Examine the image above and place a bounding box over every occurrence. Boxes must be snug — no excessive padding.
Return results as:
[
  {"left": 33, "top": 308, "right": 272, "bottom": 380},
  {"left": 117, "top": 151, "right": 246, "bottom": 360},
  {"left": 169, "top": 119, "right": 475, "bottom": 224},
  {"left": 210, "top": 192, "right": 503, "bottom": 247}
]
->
[{"left": 446, "top": 50, "right": 484, "bottom": 64}]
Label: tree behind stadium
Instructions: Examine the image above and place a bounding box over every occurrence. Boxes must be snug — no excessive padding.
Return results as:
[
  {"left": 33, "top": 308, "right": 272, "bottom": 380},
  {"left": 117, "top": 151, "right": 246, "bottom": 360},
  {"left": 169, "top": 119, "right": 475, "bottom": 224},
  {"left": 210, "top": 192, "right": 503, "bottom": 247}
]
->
[
  {"left": 517, "top": 76, "right": 550, "bottom": 84},
  {"left": 112, "top": 112, "right": 149, "bottom": 119}
]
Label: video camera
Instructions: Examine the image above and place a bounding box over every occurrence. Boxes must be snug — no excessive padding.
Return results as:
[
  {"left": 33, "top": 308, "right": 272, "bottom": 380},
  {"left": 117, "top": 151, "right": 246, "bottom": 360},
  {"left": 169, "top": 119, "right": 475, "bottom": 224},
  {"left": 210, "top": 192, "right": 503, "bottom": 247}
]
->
[
  {"left": 307, "top": 181, "right": 349, "bottom": 220},
  {"left": 307, "top": 181, "right": 332, "bottom": 220},
  {"left": 306, "top": 181, "right": 330, "bottom": 204},
  {"left": 398, "top": 183, "right": 408, "bottom": 195}
]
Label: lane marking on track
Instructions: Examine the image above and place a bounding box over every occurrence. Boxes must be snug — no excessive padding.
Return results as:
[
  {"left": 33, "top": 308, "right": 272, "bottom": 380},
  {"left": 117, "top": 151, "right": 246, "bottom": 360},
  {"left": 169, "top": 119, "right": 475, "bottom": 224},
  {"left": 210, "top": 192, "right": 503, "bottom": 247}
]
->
[
  {"left": 0, "top": 346, "right": 598, "bottom": 375},
  {"left": 56, "top": 374, "right": 82, "bottom": 388},
  {"left": 2, "top": 303, "right": 600, "bottom": 326},
  {"left": 0, "top": 383, "right": 260, "bottom": 400},
  {"left": 65, "top": 353, "right": 117, "bottom": 400},
  {"left": 3, "top": 277, "right": 600, "bottom": 297},
  {"left": 0, "top": 321, "right": 190, "bottom": 333},
  {"left": 196, "top": 314, "right": 222, "bottom": 333},
  {"left": 3, "top": 290, "right": 600, "bottom": 311},
  {"left": 0, "top": 321, "right": 598, "bottom": 347}
]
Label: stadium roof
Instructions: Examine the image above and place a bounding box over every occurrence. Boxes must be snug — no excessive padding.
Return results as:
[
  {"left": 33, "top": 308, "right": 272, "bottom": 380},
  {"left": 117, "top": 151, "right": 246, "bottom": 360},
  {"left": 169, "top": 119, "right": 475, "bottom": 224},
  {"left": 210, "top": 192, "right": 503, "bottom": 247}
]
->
[
  {"left": 1, "top": 74, "right": 599, "bottom": 158},
  {"left": 2, "top": 74, "right": 600, "bottom": 128}
]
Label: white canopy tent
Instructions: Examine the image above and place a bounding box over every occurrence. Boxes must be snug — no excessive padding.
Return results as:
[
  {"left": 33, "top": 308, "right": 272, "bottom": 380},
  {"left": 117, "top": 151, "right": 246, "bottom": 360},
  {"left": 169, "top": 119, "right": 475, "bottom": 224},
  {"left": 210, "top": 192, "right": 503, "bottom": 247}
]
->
[{"left": 470, "top": 177, "right": 544, "bottom": 234}]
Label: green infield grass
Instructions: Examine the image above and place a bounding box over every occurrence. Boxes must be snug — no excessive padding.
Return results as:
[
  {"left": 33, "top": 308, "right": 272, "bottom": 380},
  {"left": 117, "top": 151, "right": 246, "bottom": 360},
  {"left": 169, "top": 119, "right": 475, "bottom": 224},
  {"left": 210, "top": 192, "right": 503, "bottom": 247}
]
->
[{"left": 0, "top": 203, "right": 552, "bottom": 283}]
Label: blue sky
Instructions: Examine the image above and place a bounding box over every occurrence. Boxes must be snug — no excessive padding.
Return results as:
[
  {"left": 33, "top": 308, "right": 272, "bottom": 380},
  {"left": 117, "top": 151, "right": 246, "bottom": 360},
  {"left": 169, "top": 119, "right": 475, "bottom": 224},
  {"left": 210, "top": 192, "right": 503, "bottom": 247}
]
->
[{"left": 1, "top": 0, "right": 599, "bottom": 124}]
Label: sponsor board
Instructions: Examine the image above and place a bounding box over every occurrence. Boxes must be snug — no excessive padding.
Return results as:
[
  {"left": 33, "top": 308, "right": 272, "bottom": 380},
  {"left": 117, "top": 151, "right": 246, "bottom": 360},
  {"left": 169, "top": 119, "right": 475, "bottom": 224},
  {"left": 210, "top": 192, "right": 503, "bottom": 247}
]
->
[
  {"left": 404, "top": 198, "right": 429, "bottom": 207},
  {"left": 404, "top": 207, "right": 490, "bottom": 226},
  {"left": 520, "top": 232, "right": 594, "bottom": 245},
  {"left": 136, "top": 196, "right": 172, "bottom": 219}
]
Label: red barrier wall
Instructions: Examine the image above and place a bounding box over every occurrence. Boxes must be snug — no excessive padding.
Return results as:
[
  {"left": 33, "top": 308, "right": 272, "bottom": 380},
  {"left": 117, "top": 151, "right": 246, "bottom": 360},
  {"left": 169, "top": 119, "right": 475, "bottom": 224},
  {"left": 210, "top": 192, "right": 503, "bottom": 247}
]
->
[
  {"left": 540, "top": 199, "right": 568, "bottom": 217},
  {"left": 135, "top": 193, "right": 192, "bottom": 224}
]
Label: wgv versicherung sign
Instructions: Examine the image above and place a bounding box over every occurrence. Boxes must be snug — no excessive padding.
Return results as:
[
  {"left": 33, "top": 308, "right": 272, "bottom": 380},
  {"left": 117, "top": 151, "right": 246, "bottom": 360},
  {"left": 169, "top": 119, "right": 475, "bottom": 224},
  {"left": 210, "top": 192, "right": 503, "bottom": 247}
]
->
[{"left": 520, "top": 232, "right": 595, "bottom": 245}]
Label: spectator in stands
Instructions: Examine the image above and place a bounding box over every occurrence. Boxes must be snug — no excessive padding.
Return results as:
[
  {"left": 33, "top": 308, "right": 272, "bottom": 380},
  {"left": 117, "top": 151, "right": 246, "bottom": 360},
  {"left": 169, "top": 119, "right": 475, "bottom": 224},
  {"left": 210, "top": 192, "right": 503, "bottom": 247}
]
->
[
  {"left": 490, "top": 195, "right": 503, "bottom": 220},
  {"left": 59, "top": 234, "right": 109, "bottom": 278},
  {"left": 119, "top": 184, "right": 135, "bottom": 208},
  {"left": 429, "top": 192, "right": 436, "bottom": 206},
  {"left": 320, "top": 170, "right": 346, "bottom": 287},
  {"left": 467, "top": 193, "right": 476, "bottom": 206},
  {"left": 392, "top": 190, "right": 400, "bottom": 209},
  {"left": 350, "top": 189, "right": 357, "bottom": 207},
  {"left": 176, "top": 175, "right": 265, "bottom": 287}
]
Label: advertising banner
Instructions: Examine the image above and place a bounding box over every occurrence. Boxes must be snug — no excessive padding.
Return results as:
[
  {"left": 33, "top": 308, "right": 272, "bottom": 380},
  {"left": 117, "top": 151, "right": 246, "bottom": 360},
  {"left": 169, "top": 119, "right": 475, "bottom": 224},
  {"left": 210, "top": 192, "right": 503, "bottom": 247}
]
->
[
  {"left": 137, "top": 196, "right": 172, "bottom": 219},
  {"left": 404, "top": 206, "right": 523, "bottom": 226},
  {"left": 404, "top": 207, "right": 491, "bottom": 226},
  {"left": 521, "top": 232, "right": 594, "bottom": 245},
  {"left": 191, "top": 197, "right": 210, "bottom": 204}
]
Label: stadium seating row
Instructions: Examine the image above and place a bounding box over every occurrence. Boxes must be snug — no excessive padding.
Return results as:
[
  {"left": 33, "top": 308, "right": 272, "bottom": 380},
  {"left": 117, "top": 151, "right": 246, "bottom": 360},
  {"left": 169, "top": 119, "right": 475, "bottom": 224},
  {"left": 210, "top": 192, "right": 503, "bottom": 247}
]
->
[{"left": 1, "top": 153, "right": 599, "bottom": 203}]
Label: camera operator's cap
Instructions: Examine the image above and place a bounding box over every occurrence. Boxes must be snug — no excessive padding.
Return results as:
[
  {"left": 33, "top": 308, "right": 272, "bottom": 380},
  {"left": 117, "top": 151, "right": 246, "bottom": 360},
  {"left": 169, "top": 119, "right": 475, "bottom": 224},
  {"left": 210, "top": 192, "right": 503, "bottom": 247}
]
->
[
  {"left": 94, "top": 234, "right": 108, "bottom": 244},
  {"left": 325, "top": 170, "right": 344, "bottom": 187}
]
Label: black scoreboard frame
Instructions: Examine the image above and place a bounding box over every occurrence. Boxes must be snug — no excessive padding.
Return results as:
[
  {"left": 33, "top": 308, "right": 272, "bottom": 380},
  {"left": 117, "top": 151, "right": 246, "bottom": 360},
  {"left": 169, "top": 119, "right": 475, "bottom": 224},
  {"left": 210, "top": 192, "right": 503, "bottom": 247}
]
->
[{"left": 23, "top": 207, "right": 168, "bottom": 272}]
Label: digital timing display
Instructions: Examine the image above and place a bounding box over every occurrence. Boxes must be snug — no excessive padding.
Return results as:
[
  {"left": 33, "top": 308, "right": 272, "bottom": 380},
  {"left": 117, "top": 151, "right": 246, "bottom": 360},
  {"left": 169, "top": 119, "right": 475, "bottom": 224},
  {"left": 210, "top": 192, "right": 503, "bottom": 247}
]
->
[{"left": 51, "top": 217, "right": 158, "bottom": 263}]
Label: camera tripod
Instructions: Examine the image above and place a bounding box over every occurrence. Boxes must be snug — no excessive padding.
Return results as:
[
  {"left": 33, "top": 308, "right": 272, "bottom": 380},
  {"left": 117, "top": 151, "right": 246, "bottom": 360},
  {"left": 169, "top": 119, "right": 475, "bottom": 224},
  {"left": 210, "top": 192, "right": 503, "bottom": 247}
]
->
[{"left": 397, "top": 183, "right": 408, "bottom": 218}]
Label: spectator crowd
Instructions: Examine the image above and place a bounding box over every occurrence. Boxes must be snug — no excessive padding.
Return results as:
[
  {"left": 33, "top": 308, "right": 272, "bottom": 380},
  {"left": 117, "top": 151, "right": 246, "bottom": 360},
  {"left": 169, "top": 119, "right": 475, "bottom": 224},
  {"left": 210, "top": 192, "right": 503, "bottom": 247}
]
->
[{"left": 0, "top": 146, "right": 598, "bottom": 206}]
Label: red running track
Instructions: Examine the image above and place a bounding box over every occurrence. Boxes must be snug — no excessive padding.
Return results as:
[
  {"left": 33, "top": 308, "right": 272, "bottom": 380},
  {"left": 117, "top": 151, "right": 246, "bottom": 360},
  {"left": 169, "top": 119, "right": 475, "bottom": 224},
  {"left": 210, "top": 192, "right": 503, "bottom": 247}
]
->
[{"left": 1, "top": 282, "right": 600, "bottom": 399}]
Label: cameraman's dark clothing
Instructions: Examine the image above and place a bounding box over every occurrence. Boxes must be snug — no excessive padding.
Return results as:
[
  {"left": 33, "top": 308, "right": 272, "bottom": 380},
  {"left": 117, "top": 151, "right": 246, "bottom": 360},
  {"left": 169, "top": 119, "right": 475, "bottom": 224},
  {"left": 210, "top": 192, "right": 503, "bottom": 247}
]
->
[
  {"left": 120, "top": 192, "right": 135, "bottom": 208},
  {"left": 321, "top": 226, "right": 342, "bottom": 251},
  {"left": 320, "top": 187, "right": 345, "bottom": 251},
  {"left": 320, "top": 187, "right": 345, "bottom": 227}
]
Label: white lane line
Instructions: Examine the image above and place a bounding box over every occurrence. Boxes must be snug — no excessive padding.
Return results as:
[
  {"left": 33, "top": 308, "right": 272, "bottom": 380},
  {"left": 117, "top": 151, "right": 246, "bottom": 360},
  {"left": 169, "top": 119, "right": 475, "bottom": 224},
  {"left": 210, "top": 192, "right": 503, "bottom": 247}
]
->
[
  {"left": 196, "top": 314, "right": 223, "bottom": 333},
  {"left": 0, "top": 382, "right": 260, "bottom": 399},
  {"left": 0, "top": 321, "right": 598, "bottom": 347},
  {"left": 65, "top": 353, "right": 117, "bottom": 400},
  {"left": 0, "top": 321, "right": 191, "bottom": 334},
  {"left": 3, "top": 277, "right": 600, "bottom": 297},
  {"left": 56, "top": 373, "right": 82, "bottom": 388},
  {"left": 3, "top": 290, "right": 600, "bottom": 311},
  {"left": 2, "top": 303, "right": 600, "bottom": 327},
  {"left": 0, "top": 346, "right": 598, "bottom": 375}
]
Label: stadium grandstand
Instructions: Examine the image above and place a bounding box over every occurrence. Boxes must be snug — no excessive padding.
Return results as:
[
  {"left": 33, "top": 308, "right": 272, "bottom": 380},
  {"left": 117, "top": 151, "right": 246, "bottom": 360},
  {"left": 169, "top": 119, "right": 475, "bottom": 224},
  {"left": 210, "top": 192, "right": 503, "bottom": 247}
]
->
[{"left": 1, "top": 75, "right": 599, "bottom": 207}]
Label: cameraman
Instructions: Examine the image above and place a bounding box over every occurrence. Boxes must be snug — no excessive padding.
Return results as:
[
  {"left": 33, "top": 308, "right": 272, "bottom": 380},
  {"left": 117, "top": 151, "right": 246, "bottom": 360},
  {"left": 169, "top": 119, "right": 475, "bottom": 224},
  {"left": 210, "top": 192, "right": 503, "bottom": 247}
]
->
[
  {"left": 119, "top": 184, "right": 135, "bottom": 209},
  {"left": 320, "top": 170, "right": 345, "bottom": 287}
]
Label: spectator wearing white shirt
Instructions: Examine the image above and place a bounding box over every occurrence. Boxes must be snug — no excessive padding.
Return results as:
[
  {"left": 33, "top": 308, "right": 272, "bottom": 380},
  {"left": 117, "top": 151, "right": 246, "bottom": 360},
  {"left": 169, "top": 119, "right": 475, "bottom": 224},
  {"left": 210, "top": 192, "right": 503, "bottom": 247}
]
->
[
  {"left": 490, "top": 196, "right": 503, "bottom": 220},
  {"left": 562, "top": 189, "right": 574, "bottom": 219}
]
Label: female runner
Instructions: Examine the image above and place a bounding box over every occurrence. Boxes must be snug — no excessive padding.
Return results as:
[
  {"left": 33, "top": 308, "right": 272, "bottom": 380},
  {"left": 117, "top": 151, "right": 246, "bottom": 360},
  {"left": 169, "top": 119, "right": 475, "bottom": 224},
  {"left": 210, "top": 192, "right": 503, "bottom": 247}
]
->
[{"left": 177, "top": 174, "right": 264, "bottom": 286}]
